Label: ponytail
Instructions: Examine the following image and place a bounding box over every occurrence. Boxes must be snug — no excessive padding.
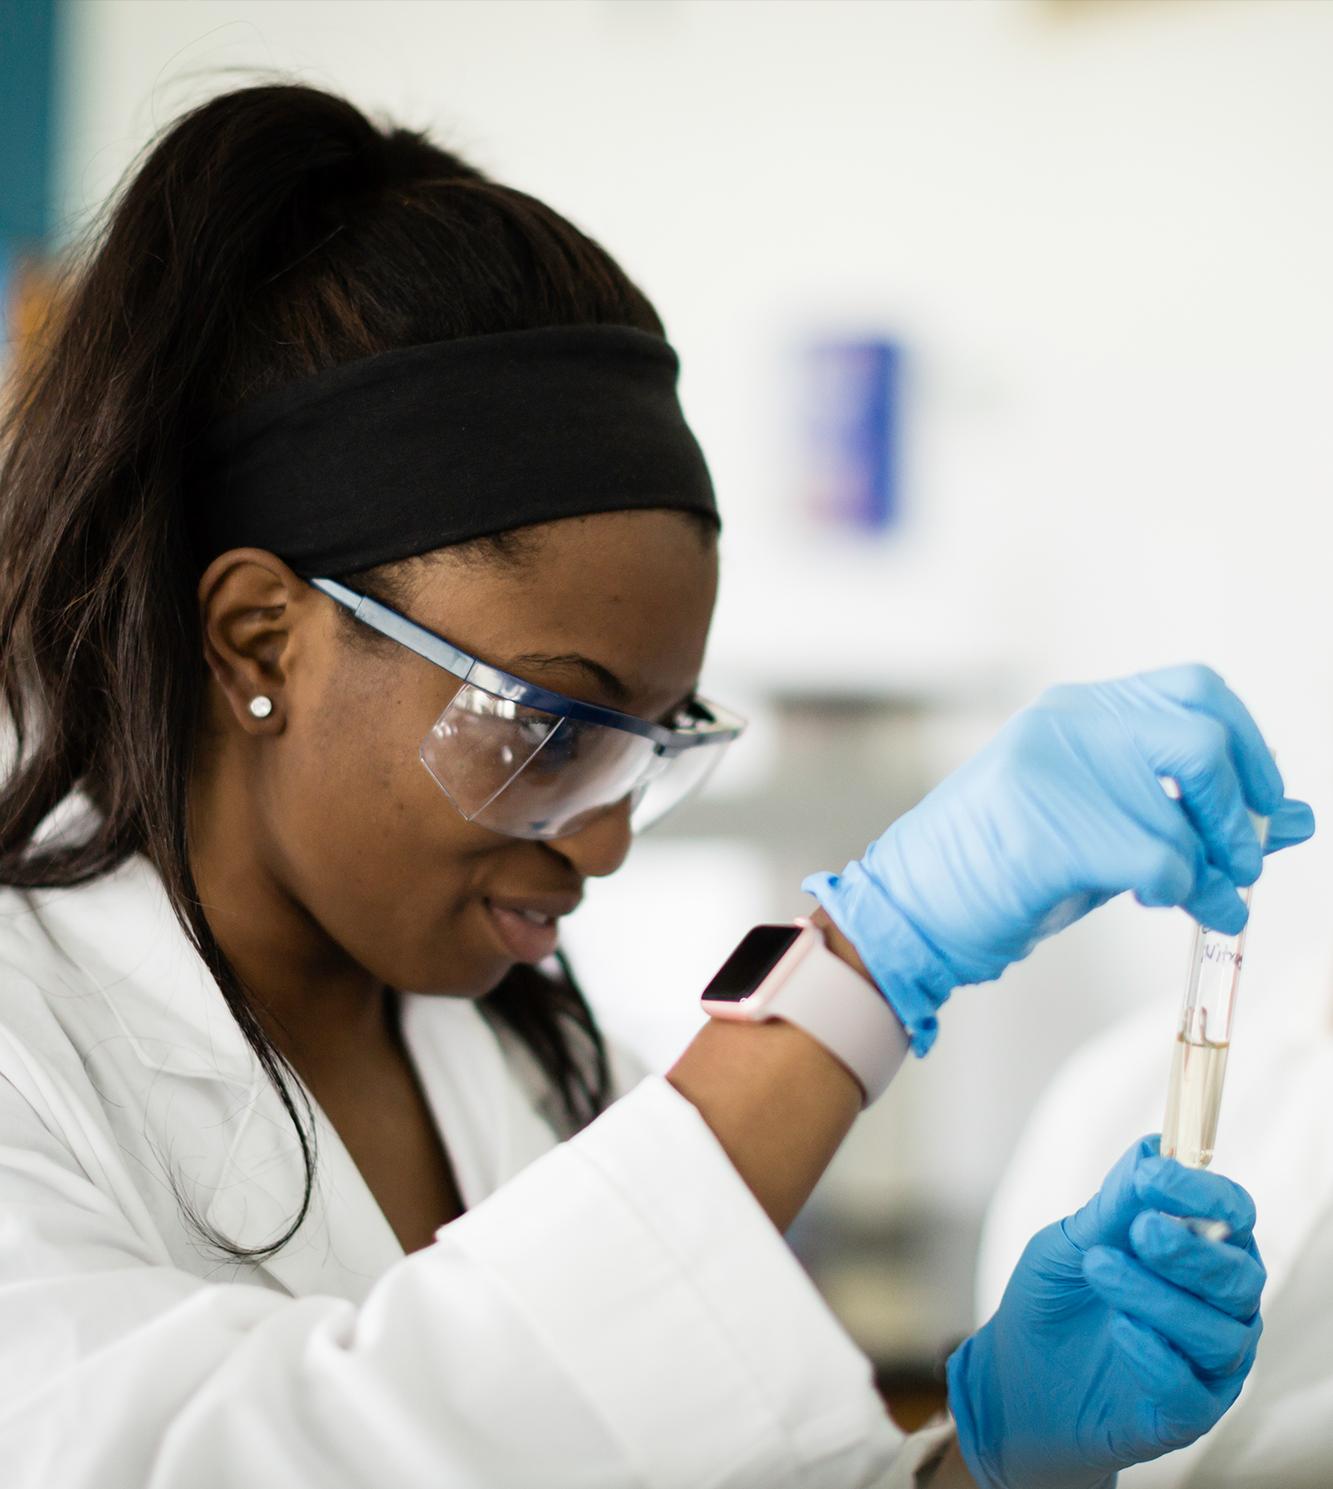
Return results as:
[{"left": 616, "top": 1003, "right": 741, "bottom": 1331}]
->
[{"left": 0, "top": 83, "right": 655, "bottom": 1256}]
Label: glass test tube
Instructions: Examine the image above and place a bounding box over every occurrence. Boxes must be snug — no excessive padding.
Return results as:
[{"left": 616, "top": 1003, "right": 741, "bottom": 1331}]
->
[{"left": 1161, "top": 812, "right": 1270, "bottom": 1169}]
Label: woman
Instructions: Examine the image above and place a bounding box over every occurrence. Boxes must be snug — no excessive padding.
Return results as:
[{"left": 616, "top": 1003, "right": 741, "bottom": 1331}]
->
[{"left": 0, "top": 84, "right": 1311, "bottom": 1488}]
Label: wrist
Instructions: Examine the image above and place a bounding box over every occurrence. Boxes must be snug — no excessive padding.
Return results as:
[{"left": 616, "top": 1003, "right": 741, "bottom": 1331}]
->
[
  {"left": 698, "top": 919, "right": 908, "bottom": 1108},
  {"left": 808, "top": 905, "right": 873, "bottom": 983},
  {"left": 924, "top": 1438, "right": 985, "bottom": 1488},
  {"left": 802, "top": 864, "right": 959, "bottom": 1055}
]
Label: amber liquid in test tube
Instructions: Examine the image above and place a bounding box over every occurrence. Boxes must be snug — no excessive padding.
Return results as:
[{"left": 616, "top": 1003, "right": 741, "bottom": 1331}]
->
[{"left": 1161, "top": 813, "right": 1270, "bottom": 1170}]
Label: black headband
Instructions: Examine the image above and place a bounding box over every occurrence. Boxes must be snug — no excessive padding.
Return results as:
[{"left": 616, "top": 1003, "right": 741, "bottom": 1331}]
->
[{"left": 187, "top": 324, "right": 719, "bottom": 574}]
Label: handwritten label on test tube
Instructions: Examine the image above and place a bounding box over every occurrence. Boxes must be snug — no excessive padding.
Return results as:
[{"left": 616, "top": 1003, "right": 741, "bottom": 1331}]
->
[{"left": 1161, "top": 812, "right": 1270, "bottom": 1170}]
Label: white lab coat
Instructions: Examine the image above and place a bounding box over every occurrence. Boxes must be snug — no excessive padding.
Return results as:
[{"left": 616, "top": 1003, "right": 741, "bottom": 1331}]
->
[
  {"left": 0, "top": 837, "right": 954, "bottom": 1488},
  {"left": 976, "top": 964, "right": 1333, "bottom": 1488}
]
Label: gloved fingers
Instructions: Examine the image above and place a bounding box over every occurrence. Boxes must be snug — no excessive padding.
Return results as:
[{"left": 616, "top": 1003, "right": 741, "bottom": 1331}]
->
[
  {"left": 1128, "top": 1211, "right": 1266, "bottom": 1321},
  {"left": 1134, "top": 1155, "right": 1258, "bottom": 1248},
  {"left": 1062, "top": 1135, "right": 1159, "bottom": 1250},
  {"left": 1106, "top": 1315, "right": 1244, "bottom": 1449},
  {"left": 1086, "top": 765, "right": 1245, "bottom": 930},
  {"left": 1163, "top": 716, "right": 1262, "bottom": 884},
  {"left": 1063, "top": 1138, "right": 1258, "bottom": 1256},
  {"left": 1175, "top": 861, "right": 1250, "bottom": 937},
  {"left": 1121, "top": 835, "right": 1203, "bottom": 916},
  {"left": 1007, "top": 694, "right": 1201, "bottom": 914},
  {"left": 1138, "top": 666, "right": 1284, "bottom": 817},
  {"left": 1265, "top": 796, "right": 1317, "bottom": 853},
  {"left": 1084, "top": 1245, "right": 1261, "bottom": 1378},
  {"left": 1128, "top": 707, "right": 1262, "bottom": 891}
]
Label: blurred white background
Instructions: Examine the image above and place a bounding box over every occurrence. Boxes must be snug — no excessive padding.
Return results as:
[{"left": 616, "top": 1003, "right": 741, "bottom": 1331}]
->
[{"left": 41, "top": 0, "right": 1333, "bottom": 1379}]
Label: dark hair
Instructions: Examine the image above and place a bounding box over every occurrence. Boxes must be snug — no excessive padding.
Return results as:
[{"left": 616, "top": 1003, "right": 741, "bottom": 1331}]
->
[{"left": 0, "top": 82, "right": 671, "bottom": 1257}]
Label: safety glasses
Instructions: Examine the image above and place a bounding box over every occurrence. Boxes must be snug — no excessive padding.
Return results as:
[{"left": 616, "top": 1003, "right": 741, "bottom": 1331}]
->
[{"left": 309, "top": 577, "right": 745, "bottom": 841}]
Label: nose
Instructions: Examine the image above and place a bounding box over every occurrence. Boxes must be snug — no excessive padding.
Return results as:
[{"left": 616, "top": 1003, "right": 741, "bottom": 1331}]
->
[{"left": 545, "top": 795, "right": 634, "bottom": 879}]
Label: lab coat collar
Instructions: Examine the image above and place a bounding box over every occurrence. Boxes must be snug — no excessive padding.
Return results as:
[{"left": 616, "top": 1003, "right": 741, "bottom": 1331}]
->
[
  {"left": 7, "top": 845, "right": 393, "bottom": 1294},
  {"left": 201, "top": 992, "right": 569, "bottom": 1301},
  {"left": 11, "top": 799, "right": 568, "bottom": 1303},
  {"left": 12, "top": 846, "right": 258, "bottom": 1086},
  {"left": 54, "top": 851, "right": 412, "bottom": 1296}
]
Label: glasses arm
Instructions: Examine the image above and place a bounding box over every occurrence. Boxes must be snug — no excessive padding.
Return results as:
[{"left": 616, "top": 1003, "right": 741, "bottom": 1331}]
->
[
  {"left": 308, "top": 577, "right": 746, "bottom": 749},
  {"left": 308, "top": 577, "right": 476, "bottom": 683}
]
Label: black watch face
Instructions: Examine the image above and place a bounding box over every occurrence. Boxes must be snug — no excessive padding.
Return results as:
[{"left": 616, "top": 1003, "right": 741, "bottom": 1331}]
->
[{"left": 701, "top": 925, "right": 804, "bottom": 1002}]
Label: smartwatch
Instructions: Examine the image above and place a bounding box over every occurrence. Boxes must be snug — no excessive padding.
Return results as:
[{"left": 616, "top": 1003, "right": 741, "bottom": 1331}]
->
[{"left": 699, "top": 917, "right": 909, "bottom": 1108}]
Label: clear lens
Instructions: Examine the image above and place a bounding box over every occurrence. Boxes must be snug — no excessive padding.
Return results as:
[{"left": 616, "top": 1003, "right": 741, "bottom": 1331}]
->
[
  {"left": 420, "top": 682, "right": 656, "bottom": 839},
  {"left": 419, "top": 686, "right": 562, "bottom": 819},
  {"left": 629, "top": 738, "right": 726, "bottom": 832},
  {"left": 420, "top": 682, "right": 738, "bottom": 841}
]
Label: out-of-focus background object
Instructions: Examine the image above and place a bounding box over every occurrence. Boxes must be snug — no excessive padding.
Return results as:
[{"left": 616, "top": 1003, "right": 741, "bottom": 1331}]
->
[
  {"left": 1, "top": 0, "right": 60, "bottom": 376},
  {"left": 11, "top": 0, "right": 1333, "bottom": 1429},
  {"left": 800, "top": 337, "right": 902, "bottom": 533}
]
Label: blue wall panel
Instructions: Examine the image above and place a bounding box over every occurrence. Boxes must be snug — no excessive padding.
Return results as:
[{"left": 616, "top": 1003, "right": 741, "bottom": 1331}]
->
[{"left": 0, "top": 0, "right": 59, "bottom": 245}]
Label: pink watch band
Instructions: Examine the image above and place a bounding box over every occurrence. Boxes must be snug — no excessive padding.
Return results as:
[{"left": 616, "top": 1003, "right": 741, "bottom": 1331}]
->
[{"left": 700, "top": 918, "right": 909, "bottom": 1107}]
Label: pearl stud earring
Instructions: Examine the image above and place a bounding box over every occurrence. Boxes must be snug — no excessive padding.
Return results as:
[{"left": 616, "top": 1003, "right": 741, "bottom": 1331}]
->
[{"left": 248, "top": 695, "right": 273, "bottom": 719}]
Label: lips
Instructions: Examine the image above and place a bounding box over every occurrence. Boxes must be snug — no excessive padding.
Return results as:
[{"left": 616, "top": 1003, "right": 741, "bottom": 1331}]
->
[{"left": 482, "top": 892, "right": 582, "bottom": 964}]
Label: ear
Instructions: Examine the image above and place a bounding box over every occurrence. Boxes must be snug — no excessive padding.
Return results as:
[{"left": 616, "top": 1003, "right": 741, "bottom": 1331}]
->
[{"left": 197, "top": 549, "right": 313, "bottom": 733}]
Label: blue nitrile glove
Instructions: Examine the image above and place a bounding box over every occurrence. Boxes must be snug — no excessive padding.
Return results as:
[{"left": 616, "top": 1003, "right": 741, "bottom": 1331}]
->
[
  {"left": 946, "top": 1137, "right": 1266, "bottom": 1489},
  {"left": 802, "top": 665, "right": 1315, "bottom": 1052}
]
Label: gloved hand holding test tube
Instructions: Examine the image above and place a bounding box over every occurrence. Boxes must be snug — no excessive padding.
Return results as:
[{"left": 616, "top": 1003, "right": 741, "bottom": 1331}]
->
[
  {"left": 805, "top": 668, "right": 1312, "bottom": 1488},
  {"left": 1161, "top": 806, "right": 1271, "bottom": 1243}
]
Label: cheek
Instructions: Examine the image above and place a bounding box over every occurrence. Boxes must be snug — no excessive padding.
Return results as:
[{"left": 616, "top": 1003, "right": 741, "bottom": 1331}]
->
[
  {"left": 262, "top": 690, "right": 514, "bottom": 994},
  {"left": 281, "top": 677, "right": 434, "bottom": 840}
]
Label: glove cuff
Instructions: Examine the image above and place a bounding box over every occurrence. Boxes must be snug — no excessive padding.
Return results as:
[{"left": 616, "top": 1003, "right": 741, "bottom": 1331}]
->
[
  {"left": 945, "top": 1335, "right": 1002, "bottom": 1488},
  {"left": 947, "top": 1333, "right": 1120, "bottom": 1489},
  {"left": 801, "top": 862, "right": 959, "bottom": 1055}
]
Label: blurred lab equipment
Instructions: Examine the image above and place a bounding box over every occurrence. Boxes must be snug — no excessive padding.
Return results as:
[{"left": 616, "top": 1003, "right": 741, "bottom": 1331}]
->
[{"left": 800, "top": 337, "right": 901, "bottom": 533}]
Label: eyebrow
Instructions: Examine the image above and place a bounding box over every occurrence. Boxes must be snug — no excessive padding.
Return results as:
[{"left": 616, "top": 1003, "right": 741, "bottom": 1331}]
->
[
  {"left": 505, "top": 651, "right": 634, "bottom": 706},
  {"left": 505, "top": 650, "right": 697, "bottom": 723}
]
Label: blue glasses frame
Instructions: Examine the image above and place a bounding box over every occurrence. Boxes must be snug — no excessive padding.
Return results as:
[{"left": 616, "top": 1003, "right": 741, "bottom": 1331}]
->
[{"left": 307, "top": 576, "right": 745, "bottom": 753}]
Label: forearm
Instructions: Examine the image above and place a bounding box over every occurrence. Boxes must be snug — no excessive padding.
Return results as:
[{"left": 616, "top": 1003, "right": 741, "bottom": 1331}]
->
[{"left": 664, "top": 907, "right": 874, "bottom": 1234}]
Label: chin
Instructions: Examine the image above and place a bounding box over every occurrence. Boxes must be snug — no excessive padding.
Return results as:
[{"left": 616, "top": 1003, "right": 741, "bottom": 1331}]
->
[{"left": 399, "top": 951, "right": 515, "bottom": 999}]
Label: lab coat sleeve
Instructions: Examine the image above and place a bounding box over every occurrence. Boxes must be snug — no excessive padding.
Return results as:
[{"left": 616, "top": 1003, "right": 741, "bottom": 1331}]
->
[
  {"left": 605, "top": 1027, "right": 655, "bottom": 1096},
  {"left": 0, "top": 1064, "right": 949, "bottom": 1489}
]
